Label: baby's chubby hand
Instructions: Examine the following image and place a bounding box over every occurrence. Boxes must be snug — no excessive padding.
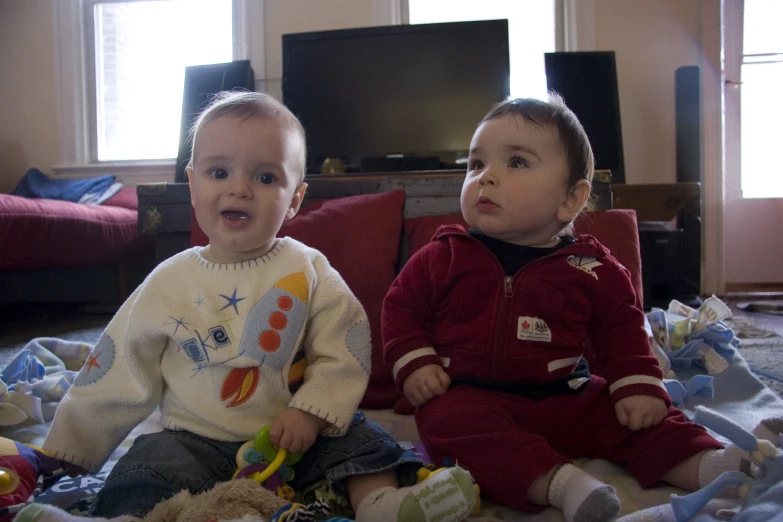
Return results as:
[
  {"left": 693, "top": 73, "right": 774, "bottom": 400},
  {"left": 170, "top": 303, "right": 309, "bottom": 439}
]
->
[
  {"left": 614, "top": 394, "right": 668, "bottom": 431},
  {"left": 269, "top": 407, "right": 328, "bottom": 454},
  {"left": 403, "top": 364, "right": 451, "bottom": 407}
]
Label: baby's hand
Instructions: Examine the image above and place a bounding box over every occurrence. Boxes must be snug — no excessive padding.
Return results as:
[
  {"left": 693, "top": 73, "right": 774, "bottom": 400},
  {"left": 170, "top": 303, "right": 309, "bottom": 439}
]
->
[
  {"left": 403, "top": 364, "right": 451, "bottom": 407},
  {"left": 614, "top": 394, "right": 668, "bottom": 431},
  {"left": 269, "top": 407, "right": 328, "bottom": 454}
]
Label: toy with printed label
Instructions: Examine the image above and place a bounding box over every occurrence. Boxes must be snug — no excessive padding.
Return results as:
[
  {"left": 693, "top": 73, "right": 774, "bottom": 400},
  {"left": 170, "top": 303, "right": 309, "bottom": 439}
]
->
[{"left": 417, "top": 463, "right": 482, "bottom": 517}]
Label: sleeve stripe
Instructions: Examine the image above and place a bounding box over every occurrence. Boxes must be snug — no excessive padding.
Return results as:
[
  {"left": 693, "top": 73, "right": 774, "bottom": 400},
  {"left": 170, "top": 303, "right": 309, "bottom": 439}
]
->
[
  {"left": 392, "top": 347, "right": 437, "bottom": 380},
  {"left": 547, "top": 356, "right": 582, "bottom": 373},
  {"left": 609, "top": 375, "right": 666, "bottom": 394}
]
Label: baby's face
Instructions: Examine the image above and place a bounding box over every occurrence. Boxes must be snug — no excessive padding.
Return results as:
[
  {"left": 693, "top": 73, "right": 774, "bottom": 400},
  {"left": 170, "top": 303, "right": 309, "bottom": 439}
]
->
[
  {"left": 461, "top": 114, "right": 572, "bottom": 247},
  {"left": 187, "top": 115, "right": 306, "bottom": 264}
]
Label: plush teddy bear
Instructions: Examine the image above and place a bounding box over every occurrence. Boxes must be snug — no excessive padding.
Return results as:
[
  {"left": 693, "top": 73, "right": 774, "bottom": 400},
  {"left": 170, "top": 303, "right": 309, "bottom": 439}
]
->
[
  {"left": 16, "top": 479, "right": 289, "bottom": 522},
  {"left": 137, "top": 478, "right": 289, "bottom": 522}
]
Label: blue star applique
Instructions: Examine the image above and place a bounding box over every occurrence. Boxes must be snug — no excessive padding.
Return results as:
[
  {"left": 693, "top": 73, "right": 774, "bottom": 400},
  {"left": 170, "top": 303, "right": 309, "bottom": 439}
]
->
[
  {"left": 165, "top": 316, "right": 191, "bottom": 335},
  {"left": 219, "top": 288, "right": 246, "bottom": 315}
]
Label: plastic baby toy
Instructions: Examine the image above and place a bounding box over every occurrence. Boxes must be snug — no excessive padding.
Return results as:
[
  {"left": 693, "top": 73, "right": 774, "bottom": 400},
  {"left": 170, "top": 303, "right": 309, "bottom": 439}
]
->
[
  {"left": 417, "top": 465, "right": 481, "bottom": 516},
  {"left": 0, "top": 437, "right": 67, "bottom": 521},
  {"left": 234, "top": 426, "right": 303, "bottom": 501}
]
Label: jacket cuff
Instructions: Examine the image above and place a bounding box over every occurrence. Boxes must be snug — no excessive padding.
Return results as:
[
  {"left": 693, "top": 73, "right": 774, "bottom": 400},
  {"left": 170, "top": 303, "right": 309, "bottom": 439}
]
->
[
  {"left": 391, "top": 347, "right": 443, "bottom": 391},
  {"left": 608, "top": 375, "right": 672, "bottom": 407}
]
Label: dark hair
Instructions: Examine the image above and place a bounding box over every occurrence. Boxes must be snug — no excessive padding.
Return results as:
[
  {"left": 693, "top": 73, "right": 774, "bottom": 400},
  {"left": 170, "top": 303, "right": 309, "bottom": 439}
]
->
[
  {"left": 187, "top": 91, "right": 307, "bottom": 182},
  {"left": 481, "top": 93, "right": 594, "bottom": 190}
]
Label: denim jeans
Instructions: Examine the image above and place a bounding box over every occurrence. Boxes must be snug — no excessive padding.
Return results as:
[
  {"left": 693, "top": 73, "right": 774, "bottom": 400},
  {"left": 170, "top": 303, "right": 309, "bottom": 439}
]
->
[{"left": 90, "top": 412, "right": 422, "bottom": 517}]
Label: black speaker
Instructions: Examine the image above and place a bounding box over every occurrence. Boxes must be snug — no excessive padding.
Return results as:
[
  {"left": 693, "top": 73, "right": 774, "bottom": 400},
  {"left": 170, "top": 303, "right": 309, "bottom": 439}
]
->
[
  {"left": 675, "top": 66, "right": 702, "bottom": 299},
  {"left": 675, "top": 66, "right": 701, "bottom": 184},
  {"left": 174, "top": 60, "right": 255, "bottom": 183},
  {"left": 680, "top": 206, "right": 701, "bottom": 299},
  {"left": 639, "top": 229, "right": 683, "bottom": 310},
  {"left": 545, "top": 51, "right": 626, "bottom": 183}
]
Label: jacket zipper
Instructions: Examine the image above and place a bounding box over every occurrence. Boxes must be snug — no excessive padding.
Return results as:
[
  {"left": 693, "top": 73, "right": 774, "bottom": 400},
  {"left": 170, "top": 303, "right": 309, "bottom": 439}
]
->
[
  {"left": 454, "top": 232, "right": 577, "bottom": 379},
  {"left": 491, "top": 275, "right": 514, "bottom": 379}
]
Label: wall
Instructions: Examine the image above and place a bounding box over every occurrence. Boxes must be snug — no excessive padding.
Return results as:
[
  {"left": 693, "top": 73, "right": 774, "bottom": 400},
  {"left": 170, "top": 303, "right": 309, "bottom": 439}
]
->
[
  {"left": 0, "top": 0, "right": 59, "bottom": 194},
  {"left": 591, "top": 0, "right": 704, "bottom": 185},
  {"left": 0, "top": 0, "right": 375, "bottom": 193}
]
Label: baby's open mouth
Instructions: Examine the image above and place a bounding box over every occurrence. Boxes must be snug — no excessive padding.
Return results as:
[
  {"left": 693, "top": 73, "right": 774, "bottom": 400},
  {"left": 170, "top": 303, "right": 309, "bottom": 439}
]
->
[{"left": 221, "top": 210, "right": 250, "bottom": 221}]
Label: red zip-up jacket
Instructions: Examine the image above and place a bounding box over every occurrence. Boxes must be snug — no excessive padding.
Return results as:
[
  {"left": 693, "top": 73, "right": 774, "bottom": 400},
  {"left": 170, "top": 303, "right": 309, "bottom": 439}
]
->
[{"left": 382, "top": 225, "right": 670, "bottom": 406}]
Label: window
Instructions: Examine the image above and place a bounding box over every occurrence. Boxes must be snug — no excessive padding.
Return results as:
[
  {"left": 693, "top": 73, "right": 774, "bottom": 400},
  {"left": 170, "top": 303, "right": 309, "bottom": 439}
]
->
[
  {"left": 740, "top": 0, "right": 783, "bottom": 198},
  {"left": 407, "top": 0, "right": 558, "bottom": 100},
  {"left": 86, "top": 0, "right": 233, "bottom": 162}
]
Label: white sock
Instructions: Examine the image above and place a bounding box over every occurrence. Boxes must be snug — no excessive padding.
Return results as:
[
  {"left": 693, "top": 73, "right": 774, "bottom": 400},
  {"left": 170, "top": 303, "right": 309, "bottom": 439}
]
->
[
  {"left": 697, "top": 446, "right": 749, "bottom": 488},
  {"left": 699, "top": 439, "right": 781, "bottom": 489},
  {"left": 547, "top": 464, "right": 620, "bottom": 522},
  {"left": 354, "top": 466, "right": 477, "bottom": 522},
  {"left": 15, "top": 504, "right": 141, "bottom": 522}
]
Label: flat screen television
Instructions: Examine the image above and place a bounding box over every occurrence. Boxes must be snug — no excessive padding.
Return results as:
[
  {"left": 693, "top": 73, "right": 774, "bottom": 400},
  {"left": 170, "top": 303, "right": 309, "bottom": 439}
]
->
[
  {"left": 282, "top": 20, "right": 510, "bottom": 174},
  {"left": 544, "top": 51, "right": 626, "bottom": 183}
]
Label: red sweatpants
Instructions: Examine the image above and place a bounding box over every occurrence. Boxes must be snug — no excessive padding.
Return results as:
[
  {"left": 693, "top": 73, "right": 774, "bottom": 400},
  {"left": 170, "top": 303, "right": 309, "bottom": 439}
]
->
[{"left": 415, "top": 375, "right": 722, "bottom": 512}]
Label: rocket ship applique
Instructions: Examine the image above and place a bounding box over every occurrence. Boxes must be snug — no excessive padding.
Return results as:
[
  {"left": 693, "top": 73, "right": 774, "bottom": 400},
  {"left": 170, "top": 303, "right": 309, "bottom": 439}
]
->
[{"left": 222, "top": 273, "right": 309, "bottom": 405}]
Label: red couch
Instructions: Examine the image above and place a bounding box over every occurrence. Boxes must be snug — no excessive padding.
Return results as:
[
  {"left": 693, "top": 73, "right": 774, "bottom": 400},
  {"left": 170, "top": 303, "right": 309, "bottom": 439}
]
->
[
  {"left": 0, "top": 187, "right": 154, "bottom": 305},
  {"left": 0, "top": 187, "right": 151, "bottom": 273},
  {"left": 191, "top": 189, "right": 643, "bottom": 413}
]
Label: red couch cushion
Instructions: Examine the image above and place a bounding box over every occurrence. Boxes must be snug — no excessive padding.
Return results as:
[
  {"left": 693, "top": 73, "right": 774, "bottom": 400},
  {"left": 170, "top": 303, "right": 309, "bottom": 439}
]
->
[
  {"left": 103, "top": 186, "right": 139, "bottom": 210},
  {"left": 571, "top": 210, "right": 643, "bottom": 304},
  {"left": 404, "top": 210, "right": 643, "bottom": 304},
  {"left": 0, "top": 189, "right": 151, "bottom": 272},
  {"left": 191, "top": 190, "right": 406, "bottom": 410}
]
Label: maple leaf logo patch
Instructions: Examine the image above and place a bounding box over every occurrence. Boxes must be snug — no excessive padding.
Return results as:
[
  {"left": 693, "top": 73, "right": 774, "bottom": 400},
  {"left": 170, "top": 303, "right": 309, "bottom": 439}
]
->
[
  {"left": 567, "top": 255, "right": 602, "bottom": 280},
  {"left": 517, "top": 317, "right": 552, "bottom": 342}
]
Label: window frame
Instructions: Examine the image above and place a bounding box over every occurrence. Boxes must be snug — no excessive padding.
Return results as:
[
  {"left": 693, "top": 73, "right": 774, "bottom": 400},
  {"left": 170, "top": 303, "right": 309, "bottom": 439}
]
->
[
  {"left": 737, "top": 12, "right": 783, "bottom": 199},
  {"left": 724, "top": 0, "right": 783, "bottom": 201},
  {"left": 397, "top": 0, "right": 577, "bottom": 52},
  {"left": 53, "top": 0, "right": 257, "bottom": 183}
]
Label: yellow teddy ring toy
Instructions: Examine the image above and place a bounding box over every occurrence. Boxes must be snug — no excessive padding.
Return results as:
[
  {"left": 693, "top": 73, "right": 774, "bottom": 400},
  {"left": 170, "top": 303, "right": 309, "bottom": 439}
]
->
[{"left": 233, "top": 426, "right": 303, "bottom": 501}]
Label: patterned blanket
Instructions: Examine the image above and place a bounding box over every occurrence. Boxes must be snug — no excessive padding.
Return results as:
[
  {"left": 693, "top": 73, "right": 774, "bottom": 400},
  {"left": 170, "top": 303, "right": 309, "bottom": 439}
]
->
[{"left": 2, "top": 307, "right": 782, "bottom": 521}]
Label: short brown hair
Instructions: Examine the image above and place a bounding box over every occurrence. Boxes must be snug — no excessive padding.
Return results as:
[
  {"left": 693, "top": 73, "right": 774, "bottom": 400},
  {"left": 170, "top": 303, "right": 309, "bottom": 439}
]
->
[
  {"left": 481, "top": 93, "right": 594, "bottom": 190},
  {"left": 187, "top": 91, "right": 307, "bottom": 182}
]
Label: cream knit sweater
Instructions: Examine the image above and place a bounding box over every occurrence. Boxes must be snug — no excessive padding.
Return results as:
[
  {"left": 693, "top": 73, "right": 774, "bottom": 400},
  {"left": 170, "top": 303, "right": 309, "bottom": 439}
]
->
[{"left": 43, "top": 238, "right": 371, "bottom": 472}]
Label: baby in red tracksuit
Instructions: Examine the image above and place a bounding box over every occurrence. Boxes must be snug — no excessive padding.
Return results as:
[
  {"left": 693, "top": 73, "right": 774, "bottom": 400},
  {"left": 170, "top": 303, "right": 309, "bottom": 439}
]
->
[{"left": 382, "top": 95, "right": 756, "bottom": 522}]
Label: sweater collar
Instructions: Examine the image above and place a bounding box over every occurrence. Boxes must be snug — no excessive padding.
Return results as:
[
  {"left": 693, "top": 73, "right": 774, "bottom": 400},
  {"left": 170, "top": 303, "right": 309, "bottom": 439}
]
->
[{"left": 192, "top": 237, "right": 289, "bottom": 269}]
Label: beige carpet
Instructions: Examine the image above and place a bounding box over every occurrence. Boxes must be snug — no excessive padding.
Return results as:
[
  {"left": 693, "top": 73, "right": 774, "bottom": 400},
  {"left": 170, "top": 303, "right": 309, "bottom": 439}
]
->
[{"left": 725, "top": 315, "right": 783, "bottom": 397}]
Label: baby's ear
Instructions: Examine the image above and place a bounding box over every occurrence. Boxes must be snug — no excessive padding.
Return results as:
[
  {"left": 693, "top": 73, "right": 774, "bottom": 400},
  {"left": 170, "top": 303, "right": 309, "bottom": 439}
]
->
[
  {"left": 558, "top": 179, "right": 591, "bottom": 223},
  {"left": 286, "top": 182, "right": 308, "bottom": 220}
]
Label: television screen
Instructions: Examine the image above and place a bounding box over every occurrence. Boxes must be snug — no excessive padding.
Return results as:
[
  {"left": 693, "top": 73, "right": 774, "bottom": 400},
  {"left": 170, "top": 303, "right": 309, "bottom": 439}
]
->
[
  {"left": 544, "top": 51, "right": 626, "bottom": 183},
  {"left": 282, "top": 20, "right": 510, "bottom": 173}
]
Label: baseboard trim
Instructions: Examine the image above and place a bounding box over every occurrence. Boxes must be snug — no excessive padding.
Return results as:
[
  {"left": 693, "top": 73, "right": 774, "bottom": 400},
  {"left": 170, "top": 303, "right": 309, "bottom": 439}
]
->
[{"left": 723, "top": 283, "right": 783, "bottom": 296}]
